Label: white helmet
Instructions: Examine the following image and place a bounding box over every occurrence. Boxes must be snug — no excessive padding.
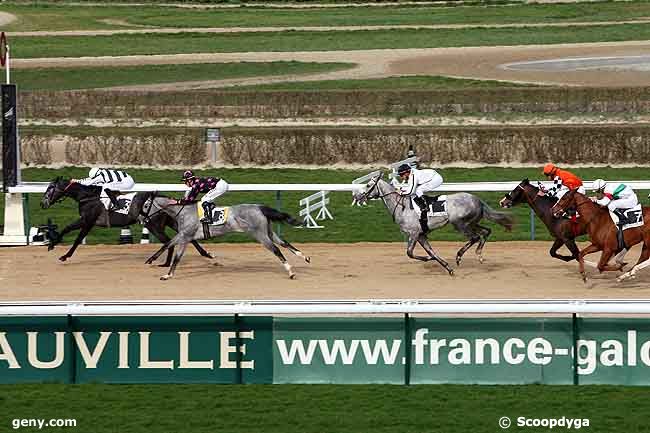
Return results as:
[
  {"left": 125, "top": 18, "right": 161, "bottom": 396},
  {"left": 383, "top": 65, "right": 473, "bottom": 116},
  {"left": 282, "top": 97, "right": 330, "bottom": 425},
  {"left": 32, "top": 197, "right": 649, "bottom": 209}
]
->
[
  {"left": 592, "top": 179, "right": 607, "bottom": 192},
  {"left": 88, "top": 167, "right": 100, "bottom": 178}
]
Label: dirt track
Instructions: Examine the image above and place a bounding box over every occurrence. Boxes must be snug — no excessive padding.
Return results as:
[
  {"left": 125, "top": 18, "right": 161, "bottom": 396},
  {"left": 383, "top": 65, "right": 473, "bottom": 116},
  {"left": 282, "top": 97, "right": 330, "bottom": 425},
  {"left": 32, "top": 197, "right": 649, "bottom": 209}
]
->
[{"left": 2, "top": 242, "right": 649, "bottom": 300}]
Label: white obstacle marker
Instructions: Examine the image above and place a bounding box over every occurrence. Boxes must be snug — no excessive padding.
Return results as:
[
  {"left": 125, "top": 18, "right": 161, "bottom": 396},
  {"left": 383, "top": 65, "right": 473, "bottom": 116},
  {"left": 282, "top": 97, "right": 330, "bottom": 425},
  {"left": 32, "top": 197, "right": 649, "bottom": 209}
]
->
[{"left": 299, "top": 191, "right": 333, "bottom": 229}]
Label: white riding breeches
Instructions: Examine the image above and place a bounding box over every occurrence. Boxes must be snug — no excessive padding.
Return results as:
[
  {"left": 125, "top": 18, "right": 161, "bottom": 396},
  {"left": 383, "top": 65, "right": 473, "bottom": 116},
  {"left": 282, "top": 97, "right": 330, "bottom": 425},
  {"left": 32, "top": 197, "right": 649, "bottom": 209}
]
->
[
  {"left": 608, "top": 194, "right": 638, "bottom": 212},
  {"left": 414, "top": 173, "right": 443, "bottom": 197},
  {"left": 555, "top": 185, "right": 585, "bottom": 200},
  {"left": 200, "top": 179, "right": 229, "bottom": 204},
  {"left": 99, "top": 176, "right": 135, "bottom": 197}
]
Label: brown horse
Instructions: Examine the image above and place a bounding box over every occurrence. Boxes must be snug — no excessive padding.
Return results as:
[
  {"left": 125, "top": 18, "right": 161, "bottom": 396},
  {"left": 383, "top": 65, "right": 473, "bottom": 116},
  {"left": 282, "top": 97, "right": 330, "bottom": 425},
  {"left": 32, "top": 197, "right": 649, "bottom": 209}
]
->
[{"left": 551, "top": 189, "right": 650, "bottom": 282}]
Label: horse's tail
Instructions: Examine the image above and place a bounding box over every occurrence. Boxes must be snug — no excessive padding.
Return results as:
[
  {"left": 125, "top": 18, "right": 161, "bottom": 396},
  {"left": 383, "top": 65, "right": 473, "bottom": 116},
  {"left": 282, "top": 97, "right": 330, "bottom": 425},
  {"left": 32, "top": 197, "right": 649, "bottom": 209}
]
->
[
  {"left": 260, "top": 206, "right": 304, "bottom": 227},
  {"left": 480, "top": 199, "right": 514, "bottom": 232}
]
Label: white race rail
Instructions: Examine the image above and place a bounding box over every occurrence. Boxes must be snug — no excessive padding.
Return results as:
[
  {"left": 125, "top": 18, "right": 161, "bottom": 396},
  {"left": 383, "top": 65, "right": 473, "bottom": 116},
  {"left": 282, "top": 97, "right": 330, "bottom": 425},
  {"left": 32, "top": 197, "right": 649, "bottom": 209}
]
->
[
  {"left": 2, "top": 299, "right": 650, "bottom": 316},
  {"left": 8, "top": 180, "right": 650, "bottom": 194}
]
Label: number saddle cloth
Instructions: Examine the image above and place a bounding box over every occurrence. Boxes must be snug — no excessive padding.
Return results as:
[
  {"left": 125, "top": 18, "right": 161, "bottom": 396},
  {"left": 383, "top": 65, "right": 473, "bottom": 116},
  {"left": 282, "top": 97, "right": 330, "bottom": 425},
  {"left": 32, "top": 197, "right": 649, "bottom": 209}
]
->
[
  {"left": 414, "top": 195, "right": 448, "bottom": 217},
  {"left": 610, "top": 204, "right": 644, "bottom": 230},
  {"left": 197, "top": 205, "right": 229, "bottom": 226},
  {"left": 101, "top": 192, "right": 137, "bottom": 215}
]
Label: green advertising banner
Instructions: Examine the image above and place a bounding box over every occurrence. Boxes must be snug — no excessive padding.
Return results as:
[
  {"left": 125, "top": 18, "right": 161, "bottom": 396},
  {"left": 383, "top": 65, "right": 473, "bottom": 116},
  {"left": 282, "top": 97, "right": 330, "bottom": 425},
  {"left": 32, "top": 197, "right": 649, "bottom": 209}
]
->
[
  {"left": 0, "top": 316, "right": 273, "bottom": 384},
  {"left": 576, "top": 318, "right": 650, "bottom": 385},
  {"left": 273, "top": 318, "right": 405, "bottom": 384},
  {"left": 409, "top": 318, "right": 574, "bottom": 385},
  {"left": 3, "top": 315, "right": 650, "bottom": 385}
]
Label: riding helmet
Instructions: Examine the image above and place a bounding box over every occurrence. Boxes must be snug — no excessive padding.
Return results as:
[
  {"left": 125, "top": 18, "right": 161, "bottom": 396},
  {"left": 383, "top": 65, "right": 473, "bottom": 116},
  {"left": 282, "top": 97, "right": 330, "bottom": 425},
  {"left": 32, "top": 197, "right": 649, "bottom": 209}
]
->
[
  {"left": 182, "top": 170, "right": 196, "bottom": 181},
  {"left": 397, "top": 164, "right": 412, "bottom": 176},
  {"left": 542, "top": 163, "right": 557, "bottom": 176}
]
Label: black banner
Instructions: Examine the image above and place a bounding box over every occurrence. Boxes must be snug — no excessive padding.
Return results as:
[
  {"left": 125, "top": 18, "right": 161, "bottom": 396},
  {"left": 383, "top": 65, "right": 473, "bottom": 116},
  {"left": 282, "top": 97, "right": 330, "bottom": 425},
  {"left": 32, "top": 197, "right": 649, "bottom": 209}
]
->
[{"left": 2, "top": 84, "right": 18, "bottom": 192}]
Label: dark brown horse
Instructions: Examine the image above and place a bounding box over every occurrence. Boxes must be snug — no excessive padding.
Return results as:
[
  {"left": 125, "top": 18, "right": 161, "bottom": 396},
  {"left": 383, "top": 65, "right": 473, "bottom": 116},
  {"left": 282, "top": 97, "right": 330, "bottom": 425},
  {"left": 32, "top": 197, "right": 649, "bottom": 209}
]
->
[
  {"left": 551, "top": 189, "right": 650, "bottom": 282},
  {"left": 40, "top": 178, "right": 213, "bottom": 265},
  {"left": 500, "top": 179, "right": 586, "bottom": 262}
]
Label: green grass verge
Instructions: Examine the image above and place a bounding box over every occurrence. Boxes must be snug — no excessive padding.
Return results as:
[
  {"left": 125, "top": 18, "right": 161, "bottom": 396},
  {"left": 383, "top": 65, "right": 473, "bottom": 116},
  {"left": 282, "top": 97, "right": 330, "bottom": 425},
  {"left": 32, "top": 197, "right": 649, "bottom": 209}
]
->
[
  {"left": 10, "top": 61, "right": 354, "bottom": 91},
  {"left": 5, "top": 1, "right": 650, "bottom": 32},
  {"left": 11, "top": 23, "right": 650, "bottom": 58},
  {"left": 3, "top": 166, "right": 650, "bottom": 245},
  {"left": 0, "top": 383, "right": 646, "bottom": 433},
  {"left": 225, "top": 75, "right": 533, "bottom": 91}
]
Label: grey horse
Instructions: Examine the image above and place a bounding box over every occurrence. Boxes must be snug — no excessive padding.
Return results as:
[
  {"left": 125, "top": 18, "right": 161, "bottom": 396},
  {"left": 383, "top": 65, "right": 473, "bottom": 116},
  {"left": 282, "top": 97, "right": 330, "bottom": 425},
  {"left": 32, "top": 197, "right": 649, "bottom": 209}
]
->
[
  {"left": 140, "top": 194, "right": 310, "bottom": 280},
  {"left": 353, "top": 174, "right": 514, "bottom": 275}
]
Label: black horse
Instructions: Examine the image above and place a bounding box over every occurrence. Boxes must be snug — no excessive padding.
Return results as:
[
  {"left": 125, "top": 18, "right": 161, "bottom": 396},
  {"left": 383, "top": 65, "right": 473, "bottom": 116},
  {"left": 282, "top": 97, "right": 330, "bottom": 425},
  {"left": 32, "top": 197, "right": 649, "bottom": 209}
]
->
[
  {"left": 499, "top": 178, "right": 586, "bottom": 262},
  {"left": 40, "top": 177, "right": 212, "bottom": 264}
]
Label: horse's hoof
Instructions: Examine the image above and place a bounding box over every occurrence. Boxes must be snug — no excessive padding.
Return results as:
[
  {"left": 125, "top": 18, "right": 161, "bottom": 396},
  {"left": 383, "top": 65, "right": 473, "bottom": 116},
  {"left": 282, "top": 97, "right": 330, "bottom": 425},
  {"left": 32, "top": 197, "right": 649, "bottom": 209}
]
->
[
  {"left": 58, "top": 256, "right": 68, "bottom": 262},
  {"left": 448, "top": 269, "right": 455, "bottom": 277},
  {"left": 478, "top": 255, "right": 484, "bottom": 264},
  {"left": 213, "top": 261, "right": 223, "bottom": 267},
  {"left": 145, "top": 259, "right": 154, "bottom": 265},
  {"left": 289, "top": 274, "right": 296, "bottom": 280},
  {"left": 456, "top": 257, "right": 462, "bottom": 266},
  {"left": 305, "top": 256, "right": 311, "bottom": 264},
  {"left": 48, "top": 245, "right": 55, "bottom": 252},
  {"left": 160, "top": 275, "right": 171, "bottom": 281}
]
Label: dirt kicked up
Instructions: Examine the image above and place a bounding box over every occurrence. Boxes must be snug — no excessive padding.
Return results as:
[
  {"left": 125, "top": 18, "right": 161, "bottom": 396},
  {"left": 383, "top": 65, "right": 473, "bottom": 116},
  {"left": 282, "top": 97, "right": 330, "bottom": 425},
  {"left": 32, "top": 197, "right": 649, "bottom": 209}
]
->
[{"left": 1, "top": 241, "right": 648, "bottom": 300}]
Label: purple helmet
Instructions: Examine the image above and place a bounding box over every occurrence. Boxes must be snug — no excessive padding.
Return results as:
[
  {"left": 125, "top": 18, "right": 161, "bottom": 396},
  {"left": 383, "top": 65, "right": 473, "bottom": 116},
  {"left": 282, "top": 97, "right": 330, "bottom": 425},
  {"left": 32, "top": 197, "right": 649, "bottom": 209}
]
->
[{"left": 181, "top": 170, "right": 196, "bottom": 181}]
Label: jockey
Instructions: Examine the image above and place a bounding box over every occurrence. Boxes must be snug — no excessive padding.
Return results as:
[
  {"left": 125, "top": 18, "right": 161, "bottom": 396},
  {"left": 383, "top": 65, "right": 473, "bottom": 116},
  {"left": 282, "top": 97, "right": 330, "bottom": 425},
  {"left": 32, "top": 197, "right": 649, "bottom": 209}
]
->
[
  {"left": 541, "top": 163, "right": 585, "bottom": 200},
  {"left": 178, "top": 170, "right": 229, "bottom": 224},
  {"left": 591, "top": 179, "right": 639, "bottom": 224},
  {"left": 397, "top": 164, "right": 443, "bottom": 232},
  {"left": 73, "top": 167, "right": 135, "bottom": 210}
]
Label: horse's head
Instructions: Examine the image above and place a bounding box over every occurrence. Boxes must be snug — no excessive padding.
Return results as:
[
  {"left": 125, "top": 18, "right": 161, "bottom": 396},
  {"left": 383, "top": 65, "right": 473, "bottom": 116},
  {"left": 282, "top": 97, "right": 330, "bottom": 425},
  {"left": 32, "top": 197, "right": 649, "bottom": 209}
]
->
[
  {"left": 500, "top": 178, "right": 533, "bottom": 208},
  {"left": 40, "top": 177, "right": 70, "bottom": 209},
  {"left": 551, "top": 188, "right": 579, "bottom": 218},
  {"left": 353, "top": 172, "right": 384, "bottom": 205}
]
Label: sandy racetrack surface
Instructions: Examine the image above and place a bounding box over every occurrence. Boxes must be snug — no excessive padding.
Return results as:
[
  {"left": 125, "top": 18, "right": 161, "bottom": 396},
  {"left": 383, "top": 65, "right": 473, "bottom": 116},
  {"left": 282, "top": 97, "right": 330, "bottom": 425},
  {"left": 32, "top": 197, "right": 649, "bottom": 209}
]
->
[{"left": 1, "top": 242, "right": 649, "bottom": 300}]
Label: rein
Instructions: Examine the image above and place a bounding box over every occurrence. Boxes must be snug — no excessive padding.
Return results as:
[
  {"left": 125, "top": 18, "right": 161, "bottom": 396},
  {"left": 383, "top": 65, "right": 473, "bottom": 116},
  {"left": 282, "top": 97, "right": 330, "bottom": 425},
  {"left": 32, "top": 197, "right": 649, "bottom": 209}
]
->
[
  {"left": 361, "top": 177, "right": 408, "bottom": 223},
  {"left": 143, "top": 195, "right": 187, "bottom": 223}
]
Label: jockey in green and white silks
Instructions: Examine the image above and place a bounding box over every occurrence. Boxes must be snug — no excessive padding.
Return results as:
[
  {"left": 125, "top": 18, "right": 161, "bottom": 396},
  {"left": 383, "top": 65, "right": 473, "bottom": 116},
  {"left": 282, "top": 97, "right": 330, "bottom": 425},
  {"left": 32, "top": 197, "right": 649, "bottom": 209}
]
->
[{"left": 592, "top": 179, "right": 639, "bottom": 222}]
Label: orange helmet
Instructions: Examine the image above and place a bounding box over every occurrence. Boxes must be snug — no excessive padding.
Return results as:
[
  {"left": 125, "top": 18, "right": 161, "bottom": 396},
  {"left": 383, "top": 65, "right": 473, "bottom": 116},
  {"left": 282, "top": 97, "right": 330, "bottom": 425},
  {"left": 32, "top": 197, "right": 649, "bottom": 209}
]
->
[{"left": 543, "top": 163, "right": 557, "bottom": 176}]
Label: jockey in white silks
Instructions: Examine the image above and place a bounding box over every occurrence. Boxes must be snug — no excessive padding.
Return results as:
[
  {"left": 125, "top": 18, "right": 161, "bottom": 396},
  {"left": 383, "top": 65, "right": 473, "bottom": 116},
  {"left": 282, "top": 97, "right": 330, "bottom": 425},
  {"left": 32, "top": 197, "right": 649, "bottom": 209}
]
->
[
  {"left": 397, "top": 164, "right": 444, "bottom": 232},
  {"left": 74, "top": 167, "right": 135, "bottom": 210},
  {"left": 592, "top": 179, "right": 639, "bottom": 223}
]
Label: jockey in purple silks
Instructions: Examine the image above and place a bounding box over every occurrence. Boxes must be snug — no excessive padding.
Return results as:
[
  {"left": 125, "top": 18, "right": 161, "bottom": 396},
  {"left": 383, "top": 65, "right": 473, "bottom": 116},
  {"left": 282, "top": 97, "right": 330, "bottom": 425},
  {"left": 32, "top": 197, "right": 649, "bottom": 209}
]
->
[{"left": 178, "top": 170, "right": 229, "bottom": 224}]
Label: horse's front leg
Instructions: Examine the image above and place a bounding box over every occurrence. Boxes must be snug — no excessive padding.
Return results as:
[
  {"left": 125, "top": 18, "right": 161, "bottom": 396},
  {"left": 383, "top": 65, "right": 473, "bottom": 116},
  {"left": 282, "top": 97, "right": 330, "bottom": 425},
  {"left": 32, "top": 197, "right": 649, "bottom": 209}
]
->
[
  {"left": 418, "top": 234, "right": 454, "bottom": 276},
  {"left": 145, "top": 242, "right": 172, "bottom": 264},
  {"left": 578, "top": 243, "right": 601, "bottom": 283},
  {"left": 406, "top": 237, "right": 432, "bottom": 262},
  {"left": 59, "top": 225, "right": 92, "bottom": 262},
  {"left": 161, "top": 243, "right": 188, "bottom": 281},
  {"left": 48, "top": 218, "right": 83, "bottom": 251}
]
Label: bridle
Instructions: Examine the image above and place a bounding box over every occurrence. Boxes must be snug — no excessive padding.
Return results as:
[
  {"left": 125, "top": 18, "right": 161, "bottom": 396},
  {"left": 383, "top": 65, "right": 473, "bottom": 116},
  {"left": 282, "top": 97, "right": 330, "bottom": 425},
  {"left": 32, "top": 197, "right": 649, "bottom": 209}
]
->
[
  {"left": 140, "top": 193, "right": 186, "bottom": 224},
  {"left": 358, "top": 176, "right": 409, "bottom": 222}
]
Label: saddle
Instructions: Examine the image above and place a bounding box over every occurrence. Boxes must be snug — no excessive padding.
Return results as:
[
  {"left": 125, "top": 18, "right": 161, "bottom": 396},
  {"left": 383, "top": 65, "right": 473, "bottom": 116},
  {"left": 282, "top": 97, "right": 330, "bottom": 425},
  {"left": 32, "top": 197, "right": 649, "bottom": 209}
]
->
[
  {"left": 610, "top": 205, "right": 643, "bottom": 230},
  {"left": 422, "top": 195, "right": 447, "bottom": 216}
]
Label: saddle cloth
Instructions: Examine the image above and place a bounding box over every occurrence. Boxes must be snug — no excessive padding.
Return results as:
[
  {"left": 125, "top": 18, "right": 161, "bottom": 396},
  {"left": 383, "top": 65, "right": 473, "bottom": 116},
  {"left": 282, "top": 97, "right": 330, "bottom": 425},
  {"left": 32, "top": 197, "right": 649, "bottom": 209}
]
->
[
  {"left": 413, "top": 195, "right": 448, "bottom": 217},
  {"left": 609, "top": 204, "right": 644, "bottom": 230},
  {"left": 101, "top": 192, "right": 136, "bottom": 215},
  {"left": 197, "top": 206, "right": 230, "bottom": 226}
]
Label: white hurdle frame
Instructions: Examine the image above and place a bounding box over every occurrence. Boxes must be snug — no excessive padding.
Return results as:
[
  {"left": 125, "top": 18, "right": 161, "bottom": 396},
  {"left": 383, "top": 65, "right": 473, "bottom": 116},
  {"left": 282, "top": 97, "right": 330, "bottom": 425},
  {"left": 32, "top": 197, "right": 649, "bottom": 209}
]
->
[{"left": 299, "top": 191, "right": 333, "bottom": 229}]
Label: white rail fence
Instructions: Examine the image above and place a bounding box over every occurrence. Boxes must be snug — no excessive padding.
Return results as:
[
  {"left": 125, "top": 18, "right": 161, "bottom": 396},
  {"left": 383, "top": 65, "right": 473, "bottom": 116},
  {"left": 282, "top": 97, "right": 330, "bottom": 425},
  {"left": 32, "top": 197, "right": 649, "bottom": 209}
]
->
[{"left": 2, "top": 299, "right": 650, "bottom": 316}]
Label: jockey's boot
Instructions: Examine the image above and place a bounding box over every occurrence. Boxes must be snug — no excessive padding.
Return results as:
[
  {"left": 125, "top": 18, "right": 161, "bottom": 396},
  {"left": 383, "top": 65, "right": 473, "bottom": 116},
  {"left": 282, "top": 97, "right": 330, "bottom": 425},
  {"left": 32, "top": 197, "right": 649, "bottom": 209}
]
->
[
  {"left": 614, "top": 209, "right": 628, "bottom": 251},
  {"left": 105, "top": 189, "right": 122, "bottom": 210},
  {"left": 413, "top": 196, "right": 429, "bottom": 233},
  {"left": 614, "top": 209, "right": 628, "bottom": 225},
  {"left": 201, "top": 202, "right": 215, "bottom": 224}
]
